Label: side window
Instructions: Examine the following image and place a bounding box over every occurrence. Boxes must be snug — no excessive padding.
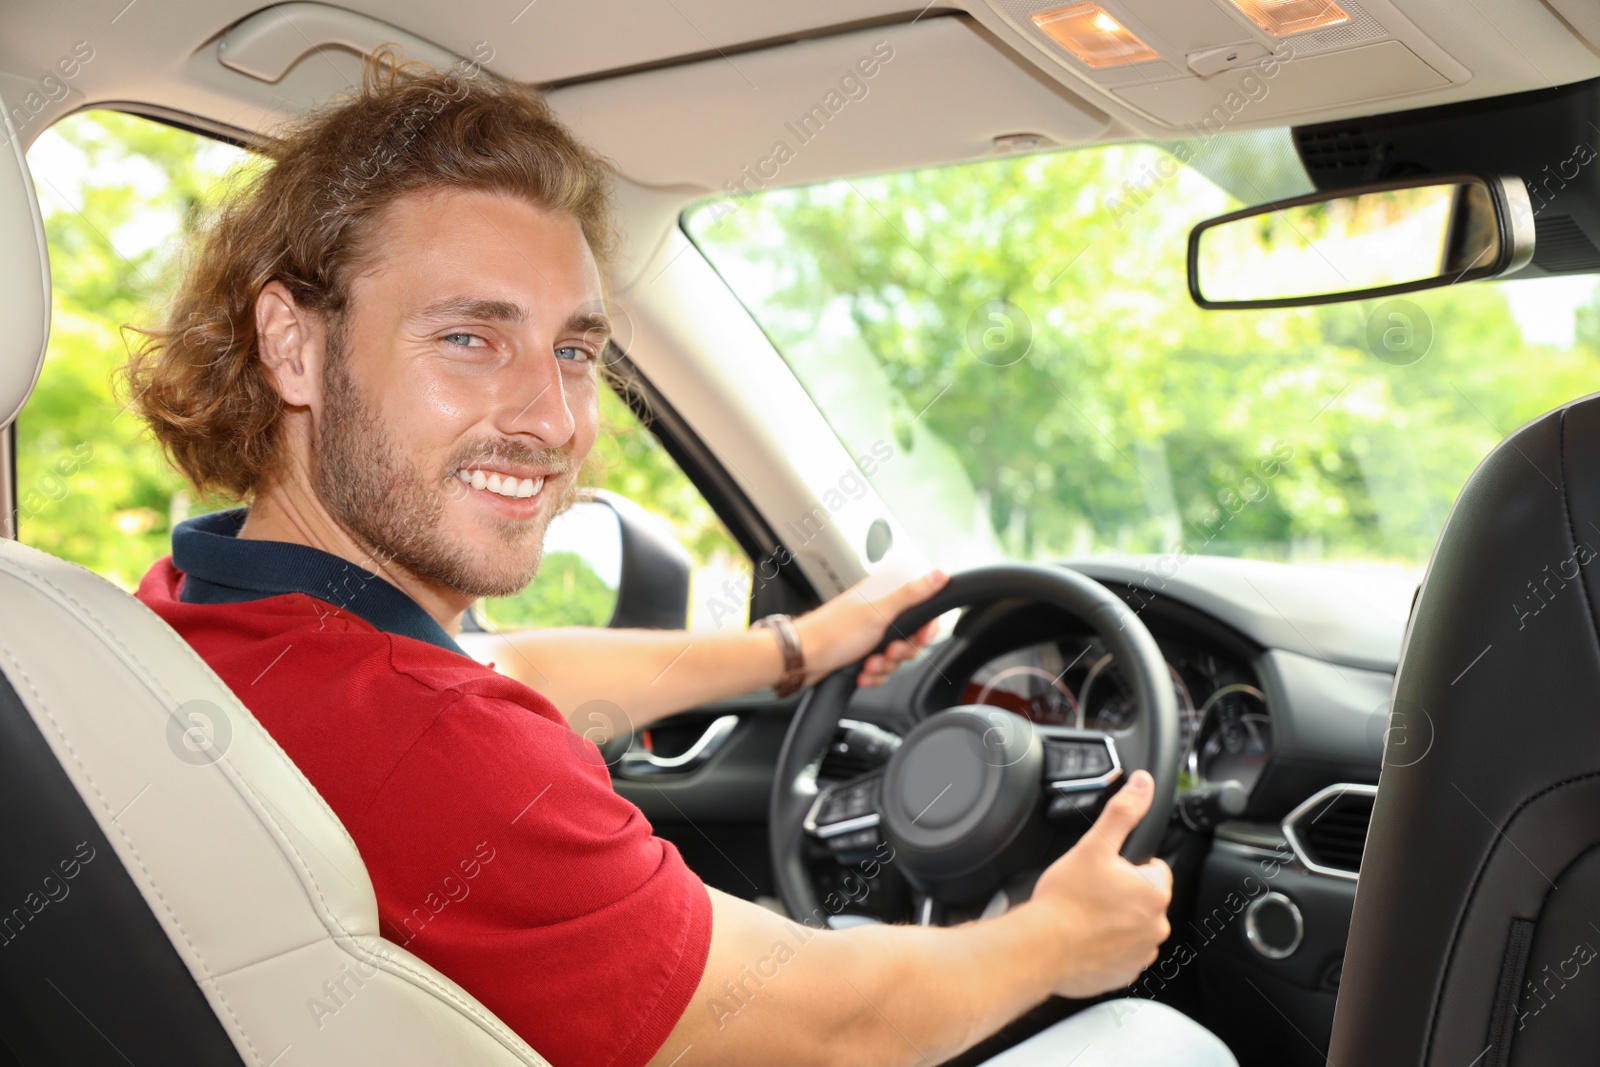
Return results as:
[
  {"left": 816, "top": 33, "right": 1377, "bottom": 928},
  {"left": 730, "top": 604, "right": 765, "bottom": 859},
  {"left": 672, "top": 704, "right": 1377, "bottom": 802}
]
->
[
  {"left": 21, "top": 110, "right": 752, "bottom": 630},
  {"left": 19, "top": 111, "right": 247, "bottom": 587}
]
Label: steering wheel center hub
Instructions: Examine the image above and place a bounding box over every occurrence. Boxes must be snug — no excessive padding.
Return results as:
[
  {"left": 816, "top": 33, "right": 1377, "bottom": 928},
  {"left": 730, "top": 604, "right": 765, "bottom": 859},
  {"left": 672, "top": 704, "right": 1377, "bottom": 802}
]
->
[
  {"left": 895, "top": 729, "right": 987, "bottom": 829},
  {"left": 880, "top": 707, "right": 1044, "bottom": 897}
]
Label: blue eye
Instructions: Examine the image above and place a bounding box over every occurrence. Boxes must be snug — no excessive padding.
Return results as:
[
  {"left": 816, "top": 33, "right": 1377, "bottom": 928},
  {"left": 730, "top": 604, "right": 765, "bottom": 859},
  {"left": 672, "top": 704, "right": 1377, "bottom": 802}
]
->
[
  {"left": 555, "top": 346, "right": 593, "bottom": 363},
  {"left": 443, "top": 332, "right": 482, "bottom": 347}
]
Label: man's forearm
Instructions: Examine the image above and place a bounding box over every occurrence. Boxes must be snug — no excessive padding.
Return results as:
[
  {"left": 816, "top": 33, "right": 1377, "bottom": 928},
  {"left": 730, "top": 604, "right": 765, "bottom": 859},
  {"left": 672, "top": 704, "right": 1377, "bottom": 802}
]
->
[
  {"left": 831, "top": 900, "right": 1070, "bottom": 1064},
  {"left": 652, "top": 888, "right": 1076, "bottom": 1067},
  {"left": 484, "top": 626, "right": 787, "bottom": 730},
  {"left": 653, "top": 778, "right": 1171, "bottom": 1067}
]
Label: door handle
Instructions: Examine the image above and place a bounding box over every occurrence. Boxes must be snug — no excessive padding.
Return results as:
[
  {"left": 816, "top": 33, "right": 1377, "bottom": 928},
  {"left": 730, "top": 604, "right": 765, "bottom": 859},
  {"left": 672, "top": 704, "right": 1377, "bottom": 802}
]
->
[{"left": 618, "top": 715, "right": 739, "bottom": 776}]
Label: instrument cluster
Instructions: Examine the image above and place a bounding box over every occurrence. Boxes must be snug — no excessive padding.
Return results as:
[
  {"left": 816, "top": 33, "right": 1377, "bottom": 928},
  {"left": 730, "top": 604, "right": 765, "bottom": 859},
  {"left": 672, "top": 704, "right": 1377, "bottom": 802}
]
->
[{"left": 960, "top": 635, "right": 1273, "bottom": 791}]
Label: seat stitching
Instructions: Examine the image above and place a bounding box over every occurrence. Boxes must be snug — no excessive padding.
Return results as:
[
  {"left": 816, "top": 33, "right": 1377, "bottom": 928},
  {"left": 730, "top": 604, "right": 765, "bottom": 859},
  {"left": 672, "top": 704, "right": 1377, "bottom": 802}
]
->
[
  {"left": 202, "top": 933, "right": 548, "bottom": 1065},
  {"left": 2, "top": 554, "right": 363, "bottom": 920},
  {"left": 1556, "top": 408, "right": 1600, "bottom": 662},
  {"left": 1417, "top": 408, "right": 1600, "bottom": 1065},
  {"left": 0, "top": 638, "right": 263, "bottom": 1066},
  {"left": 11, "top": 553, "right": 367, "bottom": 856},
  {"left": 1423, "top": 767, "right": 1600, "bottom": 1064},
  {"left": 0, "top": 554, "right": 352, "bottom": 1065},
  {"left": 1, "top": 551, "right": 543, "bottom": 1062},
  {"left": 229, "top": 777, "right": 545, "bottom": 1060},
  {"left": 345, "top": 943, "right": 550, "bottom": 1062}
]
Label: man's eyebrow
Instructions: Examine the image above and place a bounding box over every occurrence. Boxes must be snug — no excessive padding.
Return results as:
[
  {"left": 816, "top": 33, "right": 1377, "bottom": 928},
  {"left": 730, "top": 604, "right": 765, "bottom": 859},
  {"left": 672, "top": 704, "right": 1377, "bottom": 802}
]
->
[
  {"left": 413, "top": 297, "right": 527, "bottom": 324},
  {"left": 565, "top": 310, "right": 612, "bottom": 340},
  {"left": 412, "top": 300, "right": 611, "bottom": 341}
]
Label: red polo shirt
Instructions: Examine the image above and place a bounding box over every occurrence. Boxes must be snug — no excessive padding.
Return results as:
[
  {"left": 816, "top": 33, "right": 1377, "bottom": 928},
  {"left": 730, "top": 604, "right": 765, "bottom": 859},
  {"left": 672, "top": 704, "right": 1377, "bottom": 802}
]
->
[{"left": 136, "top": 508, "right": 711, "bottom": 1067}]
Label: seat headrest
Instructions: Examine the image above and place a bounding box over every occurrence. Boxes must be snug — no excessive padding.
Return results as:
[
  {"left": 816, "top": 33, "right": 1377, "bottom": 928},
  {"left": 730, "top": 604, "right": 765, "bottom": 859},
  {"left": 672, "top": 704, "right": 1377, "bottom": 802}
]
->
[{"left": 0, "top": 90, "right": 51, "bottom": 432}]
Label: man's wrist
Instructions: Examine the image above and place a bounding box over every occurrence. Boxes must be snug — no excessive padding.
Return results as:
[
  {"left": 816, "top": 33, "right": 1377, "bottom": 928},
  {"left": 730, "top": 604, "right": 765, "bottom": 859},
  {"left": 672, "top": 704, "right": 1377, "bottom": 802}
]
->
[
  {"left": 751, "top": 613, "right": 806, "bottom": 697},
  {"left": 1002, "top": 897, "right": 1082, "bottom": 995}
]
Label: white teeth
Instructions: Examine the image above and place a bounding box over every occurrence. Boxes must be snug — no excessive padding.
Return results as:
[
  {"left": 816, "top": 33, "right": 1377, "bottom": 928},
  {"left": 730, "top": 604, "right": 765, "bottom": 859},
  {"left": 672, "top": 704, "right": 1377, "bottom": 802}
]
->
[{"left": 457, "top": 468, "right": 546, "bottom": 500}]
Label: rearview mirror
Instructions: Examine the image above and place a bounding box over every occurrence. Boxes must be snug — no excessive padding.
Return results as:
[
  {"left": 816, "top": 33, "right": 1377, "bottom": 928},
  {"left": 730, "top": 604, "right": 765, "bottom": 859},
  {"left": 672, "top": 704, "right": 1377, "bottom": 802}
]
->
[{"left": 1188, "top": 174, "right": 1534, "bottom": 309}]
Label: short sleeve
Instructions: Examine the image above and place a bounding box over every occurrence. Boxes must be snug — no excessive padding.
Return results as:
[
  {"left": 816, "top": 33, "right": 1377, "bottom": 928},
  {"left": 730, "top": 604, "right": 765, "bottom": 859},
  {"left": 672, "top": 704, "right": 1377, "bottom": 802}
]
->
[{"left": 354, "top": 693, "right": 712, "bottom": 1067}]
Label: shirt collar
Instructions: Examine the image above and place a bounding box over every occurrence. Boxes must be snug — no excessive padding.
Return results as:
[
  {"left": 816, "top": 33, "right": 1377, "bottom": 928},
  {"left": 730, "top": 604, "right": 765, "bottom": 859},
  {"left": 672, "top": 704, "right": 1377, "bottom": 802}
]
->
[{"left": 172, "top": 507, "right": 467, "bottom": 656}]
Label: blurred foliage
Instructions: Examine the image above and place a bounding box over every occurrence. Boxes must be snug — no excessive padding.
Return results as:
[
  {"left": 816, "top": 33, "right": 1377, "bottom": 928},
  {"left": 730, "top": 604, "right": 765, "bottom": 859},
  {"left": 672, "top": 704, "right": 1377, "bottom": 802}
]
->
[
  {"left": 689, "top": 144, "right": 1600, "bottom": 568},
  {"left": 582, "top": 381, "right": 740, "bottom": 565},
  {"left": 17, "top": 111, "right": 241, "bottom": 588},
  {"left": 20, "top": 110, "right": 742, "bottom": 608},
  {"left": 478, "top": 550, "right": 616, "bottom": 629}
]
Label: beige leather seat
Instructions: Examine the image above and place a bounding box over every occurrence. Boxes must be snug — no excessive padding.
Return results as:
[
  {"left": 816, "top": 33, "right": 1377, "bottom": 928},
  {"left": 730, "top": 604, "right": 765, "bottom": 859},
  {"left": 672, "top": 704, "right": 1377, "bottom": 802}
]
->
[{"left": 0, "top": 93, "right": 548, "bottom": 1066}]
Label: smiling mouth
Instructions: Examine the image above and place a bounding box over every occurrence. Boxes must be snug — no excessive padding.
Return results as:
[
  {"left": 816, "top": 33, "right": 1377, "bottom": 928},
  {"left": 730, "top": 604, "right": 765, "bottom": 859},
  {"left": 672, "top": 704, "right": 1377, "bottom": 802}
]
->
[{"left": 454, "top": 466, "right": 548, "bottom": 500}]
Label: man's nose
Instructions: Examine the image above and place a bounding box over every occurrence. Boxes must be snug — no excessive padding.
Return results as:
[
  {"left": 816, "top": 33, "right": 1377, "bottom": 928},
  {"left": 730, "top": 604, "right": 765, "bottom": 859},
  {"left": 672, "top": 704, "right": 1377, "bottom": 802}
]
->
[{"left": 502, "top": 355, "right": 575, "bottom": 447}]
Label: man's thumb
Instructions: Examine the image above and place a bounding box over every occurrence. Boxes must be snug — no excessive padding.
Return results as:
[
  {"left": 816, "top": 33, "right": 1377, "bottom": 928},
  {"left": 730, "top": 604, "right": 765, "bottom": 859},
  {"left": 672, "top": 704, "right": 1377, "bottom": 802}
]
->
[
  {"left": 1091, "top": 769, "right": 1154, "bottom": 851},
  {"left": 886, "top": 568, "right": 947, "bottom": 612}
]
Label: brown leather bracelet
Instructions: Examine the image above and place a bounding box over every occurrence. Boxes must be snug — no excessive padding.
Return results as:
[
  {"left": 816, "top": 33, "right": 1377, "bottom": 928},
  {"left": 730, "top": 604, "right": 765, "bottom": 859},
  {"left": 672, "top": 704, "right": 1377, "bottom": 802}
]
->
[{"left": 753, "top": 613, "right": 806, "bottom": 698}]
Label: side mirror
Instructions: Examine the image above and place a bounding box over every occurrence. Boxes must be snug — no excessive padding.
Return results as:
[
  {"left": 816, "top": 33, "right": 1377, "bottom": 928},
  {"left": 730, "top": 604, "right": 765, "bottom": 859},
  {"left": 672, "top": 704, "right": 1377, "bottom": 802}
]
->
[
  {"left": 475, "top": 488, "right": 692, "bottom": 632},
  {"left": 1188, "top": 174, "right": 1535, "bottom": 309},
  {"left": 593, "top": 489, "right": 694, "bottom": 629}
]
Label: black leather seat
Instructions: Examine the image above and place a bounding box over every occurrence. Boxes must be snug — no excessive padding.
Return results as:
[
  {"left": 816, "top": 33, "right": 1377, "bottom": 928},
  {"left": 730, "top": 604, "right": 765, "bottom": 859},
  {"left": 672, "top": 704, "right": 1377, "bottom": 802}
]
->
[{"left": 1331, "top": 392, "right": 1600, "bottom": 1066}]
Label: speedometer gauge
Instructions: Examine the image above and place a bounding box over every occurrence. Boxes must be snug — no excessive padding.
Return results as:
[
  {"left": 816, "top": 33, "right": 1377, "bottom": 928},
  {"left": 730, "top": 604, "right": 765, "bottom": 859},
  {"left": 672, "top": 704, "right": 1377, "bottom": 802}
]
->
[
  {"left": 1190, "top": 684, "right": 1272, "bottom": 791},
  {"left": 975, "top": 666, "right": 1078, "bottom": 725},
  {"left": 962, "top": 647, "right": 1081, "bottom": 725},
  {"left": 960, "top": 640, "right": 1205, "bottom": 745},
  {"left": 1078, "top": 653, "right": 1199, "bottom": 746}
]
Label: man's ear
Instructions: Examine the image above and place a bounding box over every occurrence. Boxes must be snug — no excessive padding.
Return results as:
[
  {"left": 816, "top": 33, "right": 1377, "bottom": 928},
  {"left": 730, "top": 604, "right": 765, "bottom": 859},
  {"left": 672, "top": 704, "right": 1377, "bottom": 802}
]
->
[{"left": 255, "top": 280, "right": 324, "bottom": 408}]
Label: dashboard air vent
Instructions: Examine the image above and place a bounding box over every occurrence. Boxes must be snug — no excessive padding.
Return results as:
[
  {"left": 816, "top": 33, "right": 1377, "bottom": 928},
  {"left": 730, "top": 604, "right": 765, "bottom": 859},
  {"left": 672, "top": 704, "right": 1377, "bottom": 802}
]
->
[{"left": 1283, "top": 784, "right": 1376, "bottom": 880}]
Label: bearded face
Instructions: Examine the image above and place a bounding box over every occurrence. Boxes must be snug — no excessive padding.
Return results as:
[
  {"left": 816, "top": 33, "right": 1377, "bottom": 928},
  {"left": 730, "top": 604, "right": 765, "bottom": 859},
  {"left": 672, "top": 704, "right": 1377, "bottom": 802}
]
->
[
  {"left": 269, "top": 190, "right": 607, "bottom": 604},
  {"left": 313, "top": 320, "right": 584, "bottom": 599}
]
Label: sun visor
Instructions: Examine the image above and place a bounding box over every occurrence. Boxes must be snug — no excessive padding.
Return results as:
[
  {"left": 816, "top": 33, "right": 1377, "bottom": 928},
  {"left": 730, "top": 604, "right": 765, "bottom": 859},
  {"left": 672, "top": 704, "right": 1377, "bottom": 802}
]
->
[{"left": 546, "top": 16, "right": 1110, "bottom": 193}]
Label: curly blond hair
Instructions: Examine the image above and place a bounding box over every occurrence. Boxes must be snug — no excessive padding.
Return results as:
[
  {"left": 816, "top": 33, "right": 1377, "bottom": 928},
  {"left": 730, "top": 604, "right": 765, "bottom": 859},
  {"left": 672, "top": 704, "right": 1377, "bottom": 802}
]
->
[{"left": 121, "top": 50, "right": 620, "bottom": 501}]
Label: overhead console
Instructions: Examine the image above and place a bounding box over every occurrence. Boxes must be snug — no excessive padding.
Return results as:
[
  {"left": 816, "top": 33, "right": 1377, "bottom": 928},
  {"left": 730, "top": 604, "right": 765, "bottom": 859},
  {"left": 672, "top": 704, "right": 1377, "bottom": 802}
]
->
[
  {"left": 978, "top": 0, "right": 1468, "bottom": 129},
  {"left": 970, "top": 0, "right": 1599, "bottom": 135}
]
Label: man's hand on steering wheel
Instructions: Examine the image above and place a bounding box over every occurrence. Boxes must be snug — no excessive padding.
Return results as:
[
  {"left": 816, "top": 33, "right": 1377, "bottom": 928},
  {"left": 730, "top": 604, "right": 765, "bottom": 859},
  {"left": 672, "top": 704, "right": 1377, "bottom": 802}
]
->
[
  {"left": 792, "top": 568, "right": 950, "bottom": 689},
  {"left": 1032, "top": 769, "right": 1174, "bottom": 998}
]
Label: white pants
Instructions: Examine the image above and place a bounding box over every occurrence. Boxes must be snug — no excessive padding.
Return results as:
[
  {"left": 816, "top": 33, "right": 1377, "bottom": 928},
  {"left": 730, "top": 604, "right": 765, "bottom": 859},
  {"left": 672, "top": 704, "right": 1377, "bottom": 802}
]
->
[{"left": 978, "top": 1000, "right": 1238, "bottom": 1067}]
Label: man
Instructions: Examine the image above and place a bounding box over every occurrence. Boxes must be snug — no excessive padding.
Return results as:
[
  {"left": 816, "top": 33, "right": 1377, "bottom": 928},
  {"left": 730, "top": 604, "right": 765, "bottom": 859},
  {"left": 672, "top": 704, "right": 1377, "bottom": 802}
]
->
[{"left": 126, "top": 54, "right": 1235, "bottom": 1067}]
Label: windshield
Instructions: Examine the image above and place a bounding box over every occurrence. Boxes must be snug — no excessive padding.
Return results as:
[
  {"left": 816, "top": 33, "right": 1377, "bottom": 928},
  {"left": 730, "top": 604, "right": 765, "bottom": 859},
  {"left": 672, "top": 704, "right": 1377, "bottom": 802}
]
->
[{"left": 685, "top": 133, "right": 1600, "bottom": 581}]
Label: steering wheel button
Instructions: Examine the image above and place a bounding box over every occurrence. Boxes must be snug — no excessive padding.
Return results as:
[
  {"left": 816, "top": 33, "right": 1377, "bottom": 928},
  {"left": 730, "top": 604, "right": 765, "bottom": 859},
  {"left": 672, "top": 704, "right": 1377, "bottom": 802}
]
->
[
  {"left": 1044, "top": 740, "right": 1115, "bottom": 783},
  {"left": 1055, "top": 746, "right": 1085, "bottom": 777},
  {"left": 830, "top": 827, "right": 880, "bottom": 851},
  {"left": 1081, "top": 746, "right": 1111, "bottom": 776}
]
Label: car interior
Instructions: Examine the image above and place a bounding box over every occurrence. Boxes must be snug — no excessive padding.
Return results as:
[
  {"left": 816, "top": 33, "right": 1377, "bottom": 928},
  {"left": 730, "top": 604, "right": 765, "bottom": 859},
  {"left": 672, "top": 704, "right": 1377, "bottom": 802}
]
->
[{"left": 4, "top": 1, "right": 1600, "bottom": 1064}]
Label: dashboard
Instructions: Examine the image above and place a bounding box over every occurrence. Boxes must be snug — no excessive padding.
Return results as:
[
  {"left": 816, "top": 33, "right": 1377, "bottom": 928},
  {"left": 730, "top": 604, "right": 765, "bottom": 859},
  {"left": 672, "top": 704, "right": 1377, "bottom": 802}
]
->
[
  {"left": 841, "top": 554, "right": 1405, "bottom": 820},
  {"left": 809, "top": 556, "right": 1412, "bottom": 1067},
  {"left": 958, "top": 633, "right": 1273, "bottom": 792}
]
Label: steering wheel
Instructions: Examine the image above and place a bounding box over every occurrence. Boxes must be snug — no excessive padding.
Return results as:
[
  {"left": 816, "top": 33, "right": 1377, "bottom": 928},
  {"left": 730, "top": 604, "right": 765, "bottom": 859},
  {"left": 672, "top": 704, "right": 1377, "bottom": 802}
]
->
[{"left": 769, "top": 563, "right": 1180, "bottom": 925}]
